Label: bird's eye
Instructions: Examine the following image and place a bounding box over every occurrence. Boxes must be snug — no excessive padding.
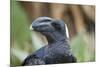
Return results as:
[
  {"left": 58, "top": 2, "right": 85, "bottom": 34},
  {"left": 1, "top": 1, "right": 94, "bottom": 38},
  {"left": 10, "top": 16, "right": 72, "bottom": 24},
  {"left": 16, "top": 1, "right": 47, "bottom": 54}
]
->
[{"left": 51, "top": 22, "right": 61, "bottom": 30}]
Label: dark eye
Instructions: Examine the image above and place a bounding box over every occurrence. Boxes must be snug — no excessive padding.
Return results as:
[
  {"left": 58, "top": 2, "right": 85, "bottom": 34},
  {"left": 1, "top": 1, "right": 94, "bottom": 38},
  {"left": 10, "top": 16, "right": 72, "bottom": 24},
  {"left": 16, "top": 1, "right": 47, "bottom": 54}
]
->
[{"left": 51, "top": 22, "right": 61, "bottom": 30}]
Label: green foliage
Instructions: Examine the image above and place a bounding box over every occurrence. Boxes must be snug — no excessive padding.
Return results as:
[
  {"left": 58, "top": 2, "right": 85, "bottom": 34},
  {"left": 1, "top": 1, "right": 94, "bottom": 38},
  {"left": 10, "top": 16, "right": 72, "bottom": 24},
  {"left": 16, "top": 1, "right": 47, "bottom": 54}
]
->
[
  {"left": 71, "top": 32, "right": 95, "bottom": 62},
  {"left": 11, "top": 0, "right": 32, "bottom": 66},
  {"left": 11, "top": 0, "right": 31, "bottom": 49}
]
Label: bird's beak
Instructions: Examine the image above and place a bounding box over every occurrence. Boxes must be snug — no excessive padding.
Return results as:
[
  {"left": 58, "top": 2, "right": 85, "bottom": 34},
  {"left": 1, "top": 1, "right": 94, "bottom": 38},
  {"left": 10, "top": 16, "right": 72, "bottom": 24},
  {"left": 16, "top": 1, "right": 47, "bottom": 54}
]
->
[{"left": 30, "top": 24, "right": 34, "bottom": 31}]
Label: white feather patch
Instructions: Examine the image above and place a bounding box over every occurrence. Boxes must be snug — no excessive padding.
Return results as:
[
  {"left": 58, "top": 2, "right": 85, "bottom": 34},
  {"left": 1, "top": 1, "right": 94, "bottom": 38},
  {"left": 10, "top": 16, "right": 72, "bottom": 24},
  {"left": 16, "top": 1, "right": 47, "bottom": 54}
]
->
[{"left": 65, "top": 24, "right": 69, "bottom": 38}]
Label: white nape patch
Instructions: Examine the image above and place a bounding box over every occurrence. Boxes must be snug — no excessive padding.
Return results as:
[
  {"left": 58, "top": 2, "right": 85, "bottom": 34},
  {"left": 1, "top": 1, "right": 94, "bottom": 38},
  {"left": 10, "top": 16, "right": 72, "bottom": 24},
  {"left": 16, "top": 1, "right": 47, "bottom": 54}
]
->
[{"left": 65, "top": 24, "right": 69, "bottom": 38}]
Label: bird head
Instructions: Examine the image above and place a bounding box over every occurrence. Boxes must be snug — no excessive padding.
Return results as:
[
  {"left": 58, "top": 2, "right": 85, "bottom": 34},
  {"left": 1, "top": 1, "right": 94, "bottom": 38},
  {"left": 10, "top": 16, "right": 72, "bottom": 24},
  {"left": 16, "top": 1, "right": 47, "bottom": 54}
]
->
[{"left": 30, "top": 17, "right": 69, "bottom": 43}]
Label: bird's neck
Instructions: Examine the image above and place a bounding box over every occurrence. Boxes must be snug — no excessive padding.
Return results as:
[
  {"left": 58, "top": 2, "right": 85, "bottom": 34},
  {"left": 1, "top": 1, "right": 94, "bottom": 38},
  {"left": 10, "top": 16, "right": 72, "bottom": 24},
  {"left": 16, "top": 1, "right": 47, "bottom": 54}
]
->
[{"left": 45, "top": 31, "right": 67, "bottom": 44}]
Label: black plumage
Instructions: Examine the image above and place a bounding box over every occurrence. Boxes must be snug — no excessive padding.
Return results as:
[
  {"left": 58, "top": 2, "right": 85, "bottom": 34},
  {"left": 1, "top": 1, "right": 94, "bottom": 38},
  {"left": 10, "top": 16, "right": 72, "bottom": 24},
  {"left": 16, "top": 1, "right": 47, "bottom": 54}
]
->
[{"left": 22, "top": 17, "right": 77, "bottom": 66}]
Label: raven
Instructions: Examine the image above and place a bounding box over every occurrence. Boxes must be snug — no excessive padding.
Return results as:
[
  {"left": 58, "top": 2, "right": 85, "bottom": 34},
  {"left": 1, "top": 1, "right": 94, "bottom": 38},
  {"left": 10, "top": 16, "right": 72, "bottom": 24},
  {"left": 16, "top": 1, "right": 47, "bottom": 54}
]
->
[{"left": 22, "top": 17, "right": 77, "bottom": 66}]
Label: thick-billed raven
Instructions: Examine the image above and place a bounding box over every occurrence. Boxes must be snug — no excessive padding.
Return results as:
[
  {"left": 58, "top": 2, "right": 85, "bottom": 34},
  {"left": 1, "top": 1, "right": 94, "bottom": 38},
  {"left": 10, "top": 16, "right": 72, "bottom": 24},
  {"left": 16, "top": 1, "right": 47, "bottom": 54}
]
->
[{"left": 22, "top": 17, "right": 77, "bottom": 66}]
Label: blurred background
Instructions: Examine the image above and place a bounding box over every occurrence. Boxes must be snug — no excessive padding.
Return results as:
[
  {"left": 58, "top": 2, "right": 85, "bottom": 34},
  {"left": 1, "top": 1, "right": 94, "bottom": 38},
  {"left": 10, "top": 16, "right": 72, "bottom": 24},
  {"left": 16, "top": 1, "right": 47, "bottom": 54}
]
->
[{"left": 11, "top": 0, "right": 95, "bottom": 66}]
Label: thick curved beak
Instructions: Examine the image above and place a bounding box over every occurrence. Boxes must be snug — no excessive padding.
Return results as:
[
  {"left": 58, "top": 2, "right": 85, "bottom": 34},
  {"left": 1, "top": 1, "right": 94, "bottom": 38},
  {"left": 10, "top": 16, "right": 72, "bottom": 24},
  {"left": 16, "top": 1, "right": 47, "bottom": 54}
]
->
[{"left": 30, "top": 24, "right": 34, "bottom": 31}]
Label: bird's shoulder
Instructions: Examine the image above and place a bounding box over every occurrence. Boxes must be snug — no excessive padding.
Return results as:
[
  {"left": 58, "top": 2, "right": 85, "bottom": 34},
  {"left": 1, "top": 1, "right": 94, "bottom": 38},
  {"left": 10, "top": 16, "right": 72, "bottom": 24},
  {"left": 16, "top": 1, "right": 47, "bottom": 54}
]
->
[
  {"left": 26, "top": 45, "right": 47, "bottom": 59},
  {"left": 34, "top": 46, "right": 47, "bottom": 58},
  {"left": 22, "top": 46, "right": 47, "bottom": 65}
]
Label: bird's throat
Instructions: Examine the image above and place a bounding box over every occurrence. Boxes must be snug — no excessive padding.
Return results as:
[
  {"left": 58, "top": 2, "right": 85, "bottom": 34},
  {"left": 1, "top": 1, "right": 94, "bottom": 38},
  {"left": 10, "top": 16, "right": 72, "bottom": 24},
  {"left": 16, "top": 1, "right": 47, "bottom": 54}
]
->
[{"left": 45, "top": 31, "right": 67, "bottom": 44}]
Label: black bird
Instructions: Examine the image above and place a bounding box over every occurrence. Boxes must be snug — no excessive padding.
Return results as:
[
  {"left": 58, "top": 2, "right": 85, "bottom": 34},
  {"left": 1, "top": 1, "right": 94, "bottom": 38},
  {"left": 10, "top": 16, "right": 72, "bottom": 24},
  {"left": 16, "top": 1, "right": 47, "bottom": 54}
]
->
[{"left": 22, "top": 17, "right": 77, "bottom": 66}]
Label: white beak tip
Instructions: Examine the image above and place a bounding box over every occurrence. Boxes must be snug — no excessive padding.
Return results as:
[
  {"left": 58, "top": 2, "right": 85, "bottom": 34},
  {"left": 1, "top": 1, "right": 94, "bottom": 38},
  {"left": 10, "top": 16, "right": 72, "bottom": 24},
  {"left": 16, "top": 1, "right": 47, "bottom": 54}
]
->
[{"left": 30, "top": 24, "right": 34, "bottom": 30}]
